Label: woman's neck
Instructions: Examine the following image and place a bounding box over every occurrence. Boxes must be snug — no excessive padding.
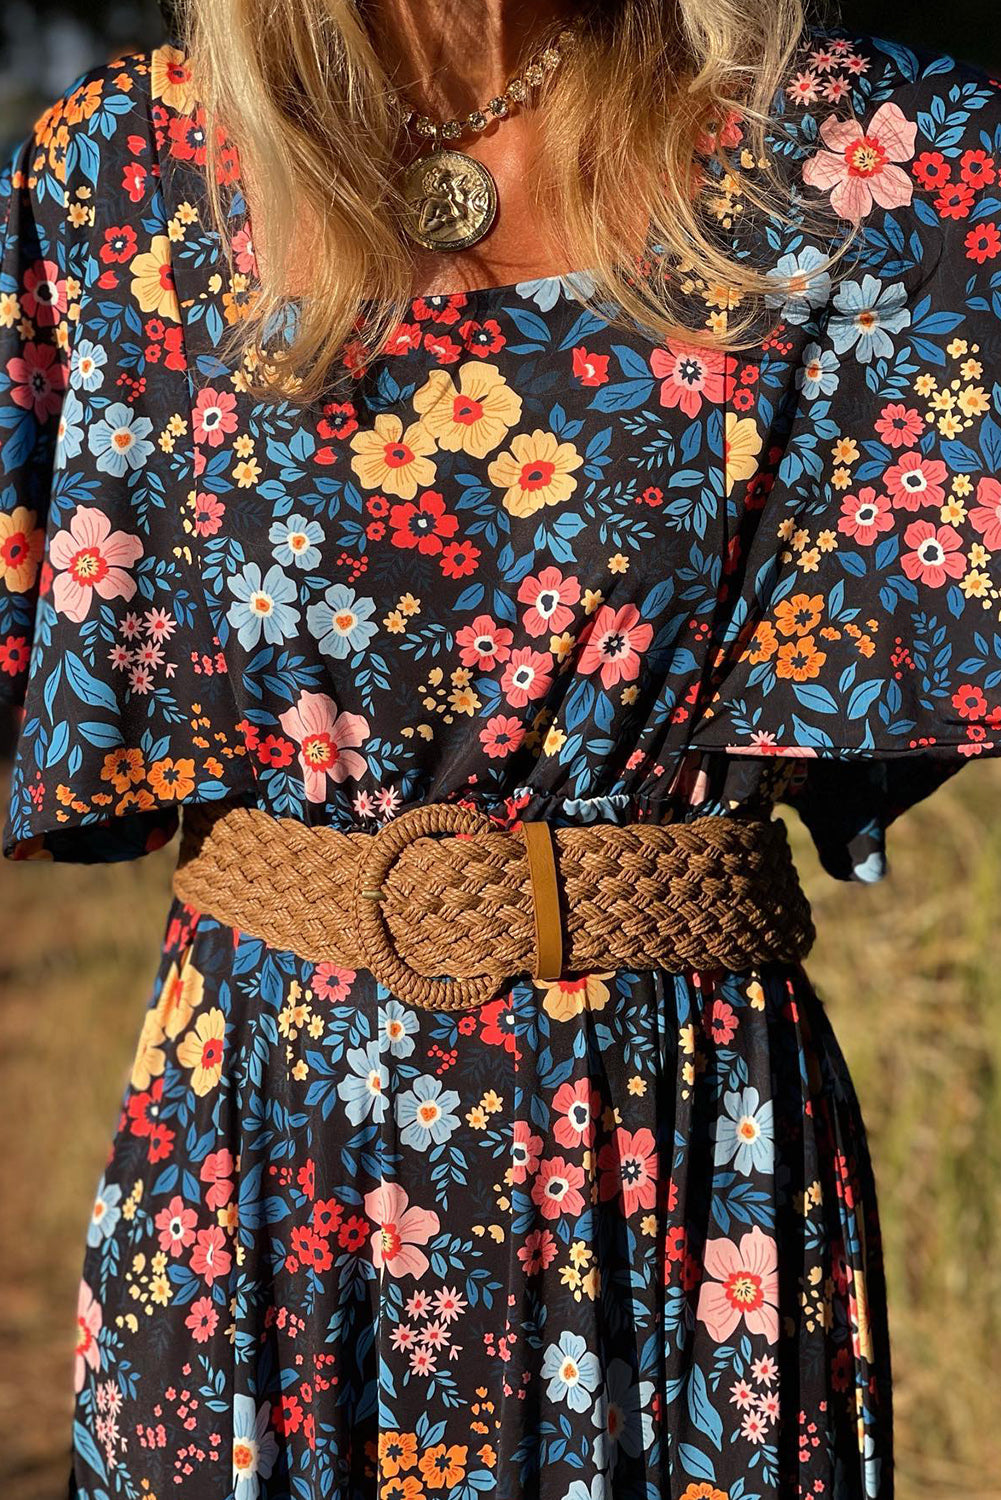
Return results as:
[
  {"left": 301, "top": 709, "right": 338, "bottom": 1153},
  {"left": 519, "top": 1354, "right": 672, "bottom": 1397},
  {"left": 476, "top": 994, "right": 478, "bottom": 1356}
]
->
[{"left": 366, "top": 0, "right": 581, "bottom": 119}]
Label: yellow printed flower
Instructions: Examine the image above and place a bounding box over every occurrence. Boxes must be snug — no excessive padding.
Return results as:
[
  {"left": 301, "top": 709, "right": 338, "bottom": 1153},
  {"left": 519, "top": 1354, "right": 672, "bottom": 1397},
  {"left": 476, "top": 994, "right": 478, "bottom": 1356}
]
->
[
  {"left": 536, "top": 973, "right": 612, "bottom": 1021},
  {"left": 488, "top": 429, "right": 583, "bottom": 518},
  {"left": 130, "top": 1009, "right": 167, "bottom": 1092},
  {"left": 0, "top": 506, "right": 44, "bottom": 593},
  {"left": 350, "top": 413, "right": 436, "bottom": 499},
  {"left": 129, "top": 236, "right": 181, "bottom": 322},
  {"left": 412, "top": 361, "right": 522, "bottom": 458},
  {"left": 176, "top": 1007, "right": 226, "bottom": 1096},
  {"left": 723, "top": 412, "right": 762, "bottom": 496},
  {"left": 150, "top": 46, "right": 197, "bottom": 115},
  {"left": 156, "top": 953, "right": 205, "bottom": 1040}
]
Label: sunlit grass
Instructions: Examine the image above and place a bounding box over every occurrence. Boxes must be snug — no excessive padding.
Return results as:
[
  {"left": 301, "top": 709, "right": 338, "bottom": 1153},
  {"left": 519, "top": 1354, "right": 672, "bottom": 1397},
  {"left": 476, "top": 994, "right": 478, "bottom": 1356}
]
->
[{"left": 0, "top": 763, "right": 999, "bottom": 1498}]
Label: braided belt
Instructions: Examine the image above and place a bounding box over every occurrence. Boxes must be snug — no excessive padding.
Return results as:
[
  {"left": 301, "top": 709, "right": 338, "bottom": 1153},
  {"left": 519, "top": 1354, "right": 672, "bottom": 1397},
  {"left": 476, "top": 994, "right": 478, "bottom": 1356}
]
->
[{"left": 171, "top": 801, "right": 815, "bottom": 1011}]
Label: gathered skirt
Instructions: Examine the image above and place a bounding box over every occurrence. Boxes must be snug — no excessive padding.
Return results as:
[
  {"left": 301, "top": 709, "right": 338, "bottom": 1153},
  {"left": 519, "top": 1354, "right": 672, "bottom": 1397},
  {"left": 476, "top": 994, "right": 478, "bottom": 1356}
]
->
[{"left": 70, "top": 898, "right": 891, "bottom": 1499}]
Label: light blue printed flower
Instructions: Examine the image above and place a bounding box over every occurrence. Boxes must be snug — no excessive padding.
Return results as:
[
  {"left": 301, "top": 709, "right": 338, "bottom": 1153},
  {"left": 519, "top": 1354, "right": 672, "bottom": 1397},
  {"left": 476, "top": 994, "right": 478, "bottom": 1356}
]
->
[
  {"left": 231, "top": 1393, "right": 279, "bottom": 1500},
  {"left": 306, "top": 583, "right": 378, "bottom": 659},
  {"left": 562, "top": 1480, "right": 610, "bottom": 1500},
  {"left": 269, "top": 513, "right": 325, "bottom": 570},
  {"left": 829, "top": 274, "right": 910, "bottom": 363},
  {"left": 69, "top": 338, "right": 107, "bottom": 391},
  {"left": 713, "top": 1085, "right": 775, "bottom": 1174},
  {"left": 766, "top": 245, "right": 833, "bottom": 324},
  {"left": 379, "top": 999, "right": 420, "bottom": 1057},
  {"left": 87, "top": 1174, "right": 122, "bottom": 1247},
  {"left": 590, "top": 1358, "right": 655, "bottom": 1471},
  {"left": 395, "top": 1075, "right": 461, "bottom": 1150},
  {"left": 516, "top": 270, "right": 597, "bottom": 311},
  {"left": 337, "top": 1039, "right": 388, "bottom": 1124},
  {"left": 795, "top": 342, "right": 841, "bottom": 399},
  {"left": 55, "top": 388, "right": 85, "bottom": 470},
  {"left": 86, "top": 401, "right": 155, "bottom": 476},
  {"left": 542, "top": 1331, "right": 602, "bottom": 1412},
  {"left": 226, "top": 562, "right": 301, "bottom": 650}
]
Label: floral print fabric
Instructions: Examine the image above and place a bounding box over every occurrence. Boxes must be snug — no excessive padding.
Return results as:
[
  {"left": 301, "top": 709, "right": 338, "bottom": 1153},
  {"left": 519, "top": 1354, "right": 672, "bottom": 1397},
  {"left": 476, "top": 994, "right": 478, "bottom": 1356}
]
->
[{"left": 1, "top": 24, "right": 999, "bottom": 1500}]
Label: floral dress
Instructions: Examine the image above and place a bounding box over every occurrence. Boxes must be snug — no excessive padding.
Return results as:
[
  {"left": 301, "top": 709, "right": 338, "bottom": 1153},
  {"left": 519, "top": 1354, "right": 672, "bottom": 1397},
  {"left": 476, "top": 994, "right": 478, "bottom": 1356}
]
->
[{"left": 2, "top": 25, "right": 1000, "bottom": 1500}]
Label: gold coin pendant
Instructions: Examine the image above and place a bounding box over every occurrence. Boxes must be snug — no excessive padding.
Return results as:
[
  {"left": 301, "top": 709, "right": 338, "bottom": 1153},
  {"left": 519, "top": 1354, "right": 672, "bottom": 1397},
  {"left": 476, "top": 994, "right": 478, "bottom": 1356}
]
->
[{"left": 400, "top": 148, "right": 499, "bottom": 253}]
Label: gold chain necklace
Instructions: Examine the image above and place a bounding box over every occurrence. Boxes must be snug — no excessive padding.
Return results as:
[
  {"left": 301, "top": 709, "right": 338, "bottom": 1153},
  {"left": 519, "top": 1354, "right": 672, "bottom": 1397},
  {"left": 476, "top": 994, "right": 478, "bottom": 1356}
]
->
[{"left": 397, "top": 22, "right": 581, "bottom": 253}]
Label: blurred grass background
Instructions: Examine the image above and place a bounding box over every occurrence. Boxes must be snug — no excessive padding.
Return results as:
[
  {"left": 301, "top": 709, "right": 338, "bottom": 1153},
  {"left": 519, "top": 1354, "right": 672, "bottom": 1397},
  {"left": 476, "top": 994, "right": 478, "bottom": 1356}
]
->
[
  {"left": 1, "top": 762, "right": 1000, "bottom": 1499},
  {"left": 2, "top": 2, "right": 1001, "bottom": 1497}
]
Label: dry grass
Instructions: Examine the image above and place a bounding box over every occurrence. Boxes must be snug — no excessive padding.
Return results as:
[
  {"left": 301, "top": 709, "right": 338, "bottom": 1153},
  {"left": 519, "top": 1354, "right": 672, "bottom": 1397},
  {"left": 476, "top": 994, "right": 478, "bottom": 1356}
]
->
[{"left": 1, "top": 765, "right": 1000, "bottom": 1499}]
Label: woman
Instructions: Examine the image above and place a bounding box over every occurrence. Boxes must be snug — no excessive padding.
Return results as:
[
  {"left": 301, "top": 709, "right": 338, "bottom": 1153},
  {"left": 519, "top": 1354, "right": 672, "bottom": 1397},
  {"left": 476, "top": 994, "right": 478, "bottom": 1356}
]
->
[{"left": 1, "top": 0, "right": 998, "bottom": 1494}]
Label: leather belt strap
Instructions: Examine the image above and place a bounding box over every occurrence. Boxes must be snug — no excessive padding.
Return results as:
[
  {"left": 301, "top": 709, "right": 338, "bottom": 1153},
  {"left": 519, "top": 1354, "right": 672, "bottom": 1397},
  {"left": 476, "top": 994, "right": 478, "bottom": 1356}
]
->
[
  {"left": 172, "top": 800, "right": 815, "bottom": 1012},
  {"left": 520, "top": 819, "right": 564, "bottom": 983}
]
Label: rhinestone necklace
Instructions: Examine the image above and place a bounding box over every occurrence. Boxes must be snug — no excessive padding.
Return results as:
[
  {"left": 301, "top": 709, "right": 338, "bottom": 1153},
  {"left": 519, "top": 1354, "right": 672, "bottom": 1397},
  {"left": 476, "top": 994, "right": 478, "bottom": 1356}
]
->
[{"left": 397, "top": 22, "right": 581, "bottom": 252}]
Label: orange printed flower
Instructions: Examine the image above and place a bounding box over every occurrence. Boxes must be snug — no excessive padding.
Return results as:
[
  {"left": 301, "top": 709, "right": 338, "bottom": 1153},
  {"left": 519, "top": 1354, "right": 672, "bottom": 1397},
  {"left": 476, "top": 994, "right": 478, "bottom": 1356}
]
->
[
  {"left": 379, "top": 1431, "right": 418, "bottom": 1478},
  {"left": 775, "top": 634, "right": 827, "bottom": 682},
  {"left": 419, "top": 1443, "right": 468, "bottom": 1489},
  {"left": 148, "top": 756, "right": 196, "bottom": 801},
  {"left": 773, "top": 592, "right": 824, "bottom": 638},
  {"left": 746, "top": 619, "right": 778, "bottom": 664},
  {"left": 99, "top": 747, "right": 145, "bottom": 794}
]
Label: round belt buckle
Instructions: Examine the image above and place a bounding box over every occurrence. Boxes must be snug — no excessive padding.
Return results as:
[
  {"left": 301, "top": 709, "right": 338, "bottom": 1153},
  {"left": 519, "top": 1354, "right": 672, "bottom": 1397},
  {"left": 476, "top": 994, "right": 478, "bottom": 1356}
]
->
[{"left": 352, "top": 802, "right": 505, "bottom": 1011}]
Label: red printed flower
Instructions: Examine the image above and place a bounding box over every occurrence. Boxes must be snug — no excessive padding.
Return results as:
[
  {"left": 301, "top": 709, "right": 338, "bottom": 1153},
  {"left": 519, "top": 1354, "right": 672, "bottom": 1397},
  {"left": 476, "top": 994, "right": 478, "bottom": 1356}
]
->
[{"left": 389, "top": 490, "right": 458, "bottom": 554}]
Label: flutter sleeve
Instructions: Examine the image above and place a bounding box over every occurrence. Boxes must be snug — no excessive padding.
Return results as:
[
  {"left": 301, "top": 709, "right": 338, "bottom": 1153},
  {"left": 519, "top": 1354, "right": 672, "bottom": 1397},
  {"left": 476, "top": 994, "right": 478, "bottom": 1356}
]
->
[
  {"left": 1, "top": 59, "right": 254, "bottom": 862},
  {"left": 687, "top": 33, "right": 1001, "bottom": 881}
]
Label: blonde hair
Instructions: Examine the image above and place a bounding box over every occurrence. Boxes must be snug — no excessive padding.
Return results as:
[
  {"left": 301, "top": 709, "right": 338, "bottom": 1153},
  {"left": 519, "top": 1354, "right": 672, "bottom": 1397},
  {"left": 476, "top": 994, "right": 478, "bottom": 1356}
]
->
[{"left": 183, "top": 0, "right": 840, "bottom": 404}]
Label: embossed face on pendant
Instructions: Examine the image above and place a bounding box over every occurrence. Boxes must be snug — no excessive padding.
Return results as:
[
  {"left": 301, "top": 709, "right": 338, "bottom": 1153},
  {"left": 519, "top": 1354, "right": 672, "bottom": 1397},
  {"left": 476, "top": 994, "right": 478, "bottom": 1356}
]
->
[{"left": 401, "top": 149, "right": 498, "bottom": 251}]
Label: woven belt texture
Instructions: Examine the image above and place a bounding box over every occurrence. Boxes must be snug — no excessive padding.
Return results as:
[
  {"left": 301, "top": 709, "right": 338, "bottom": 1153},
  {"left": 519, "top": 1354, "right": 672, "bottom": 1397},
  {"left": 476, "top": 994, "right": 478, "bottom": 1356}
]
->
[{"left": 172, "top": 801, "right": 815, "bottom": 1012}]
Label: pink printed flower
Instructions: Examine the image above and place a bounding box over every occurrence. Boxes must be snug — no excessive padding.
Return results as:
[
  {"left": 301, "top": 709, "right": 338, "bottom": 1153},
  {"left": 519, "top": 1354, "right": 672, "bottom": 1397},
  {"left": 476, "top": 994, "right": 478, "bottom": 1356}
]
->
[
  {"left": 200, "top": 1148, "right": 235, "bottom": 1210},
  {"left": 802, "top": 102, "right": 916, "bottom": 219},
  {"left": 970, "top": 476, "right": 1001, "bottom": 550},
  {"left": 551, "top": 1078, "right": 601, "bottom": 1150},
  {"left": 650, "top": 341, "right": 727, "bottom": 418},
  {"left": 531, "top": 1155, "right": 586, "bottom": 1221},
  {"left": 22, "top": 257, "right": 66, "bottom": 326},
  {"left": 510, "top": 1119, "right": 544, "bottom": 1183},
  {"left": 75, "top": 1280, "right": 102, "bottom": 1393},
  {"left": 517, "top": 1227, "right": 559, "bottom": 1275},
  {"left": 479, "top": 714, "right": 525, "bottom": 759},
  {"left": 900, "top": 519, "right": 966, "bottom": 586},
  {"left": 193, "top": 492, "right": 225, "bottom": 537},
  {"left": 231, "top": 224, "right": 258, "bottom": 277},
  {"left": 6, "top": 340, "right": 66, "bottom": 422},
  {"left": 455, "top": 613, "right": 513, "bottom": 669},
  {"left": 884, "top": 452, "right": 947, "bottom": 510},
  {"left": 192, "top": 386, "right": 239, "bottom": 447},
  {"left": 597, "top": 1126, "right": 658, "bottom": 1216},
  {"left": 185, "top": 1295, "right": 219, "bottom": 1344},
  {"left": 837, "top": 487, "right": 894, "bottom": 545},
  {"left": 874, "top": 402, "right": 923, "bottom": 449},
  {"left": 364, "top": 1181, "right": 440, "bottom": 1279},
  {"left": 279, "top": 690, "right": 370, "bottom": 802},
  {"left": 500, "top": 646, "right": 553, "bottom": 708},
  {"left": 155, "top": 1195, "right": 198, "bottom": 1257},
  {"left": 311, "top": 963, "right": 356, "bottom": 1002},
  {"left": 696, "top": 1224, "right": 780, "bottom": 1343},
  {"left": 189, "top": 1224, "right": 232, "bottom": 1287},
  {"left": 517, "top": 565, "right": 581, "bottom": 638},
  {"left": 577, "top": 602, "right": 653, "bottom": 690},
  {"left": 49, "top": 505, "right": 144, "bottom": 622}
]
